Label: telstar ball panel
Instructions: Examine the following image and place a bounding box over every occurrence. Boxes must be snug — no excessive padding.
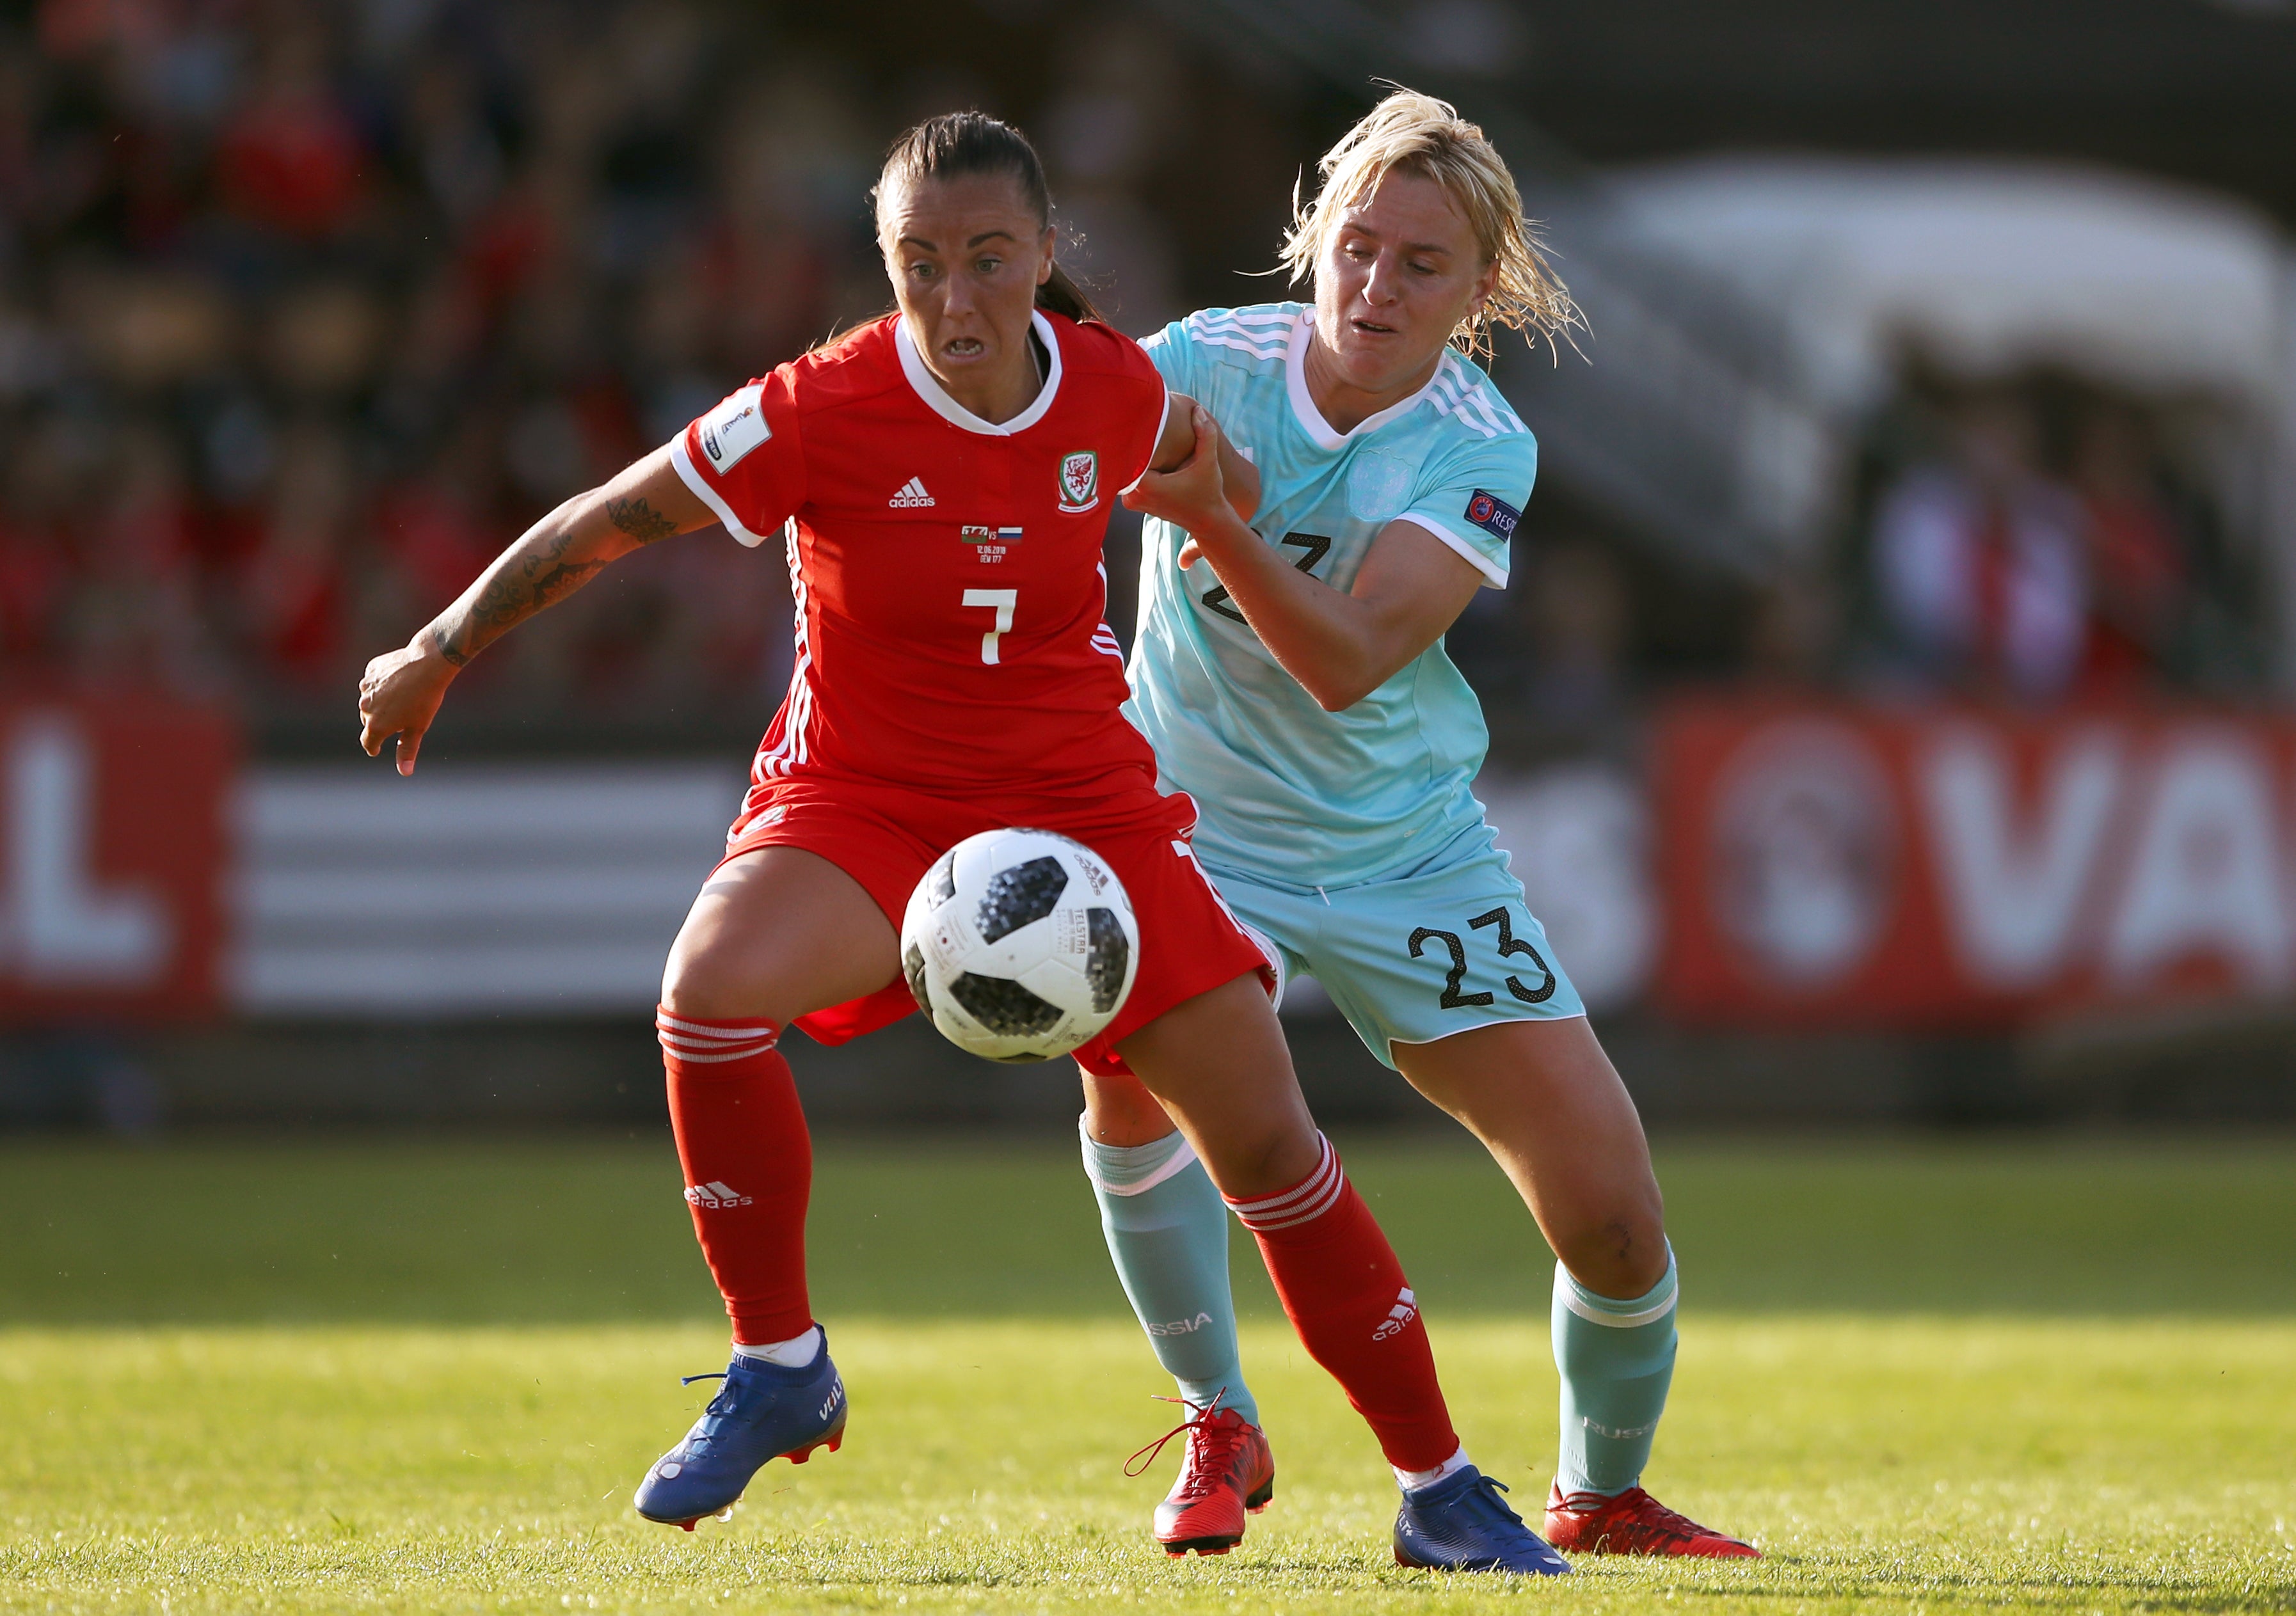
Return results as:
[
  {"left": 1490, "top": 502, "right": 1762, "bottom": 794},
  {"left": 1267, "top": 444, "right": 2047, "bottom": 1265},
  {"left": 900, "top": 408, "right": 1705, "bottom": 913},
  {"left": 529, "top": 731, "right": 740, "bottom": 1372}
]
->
[
  {"left": 977, "top": 857, "right": 1068, "bottom": 944},
  {"left": 901, "top": 942, "right": 930, "bottom": 1013},
  {"left": 948, "top": 972, "right": 1064, "bottom": 1036},
  {"left": 1085, "top": 908, "right": 1129, "bottom": 1014}
]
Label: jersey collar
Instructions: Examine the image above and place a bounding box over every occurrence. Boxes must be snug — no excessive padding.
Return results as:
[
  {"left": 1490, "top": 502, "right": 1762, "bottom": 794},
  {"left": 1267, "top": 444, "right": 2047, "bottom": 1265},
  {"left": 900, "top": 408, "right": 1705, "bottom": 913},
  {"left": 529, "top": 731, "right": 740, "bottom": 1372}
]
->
[
  {"left": 895, "top": 310, "right": 1064, "bottom": 436},
  {"left": 1284, "top": 306, "right": 1449, "bottom": 450}
]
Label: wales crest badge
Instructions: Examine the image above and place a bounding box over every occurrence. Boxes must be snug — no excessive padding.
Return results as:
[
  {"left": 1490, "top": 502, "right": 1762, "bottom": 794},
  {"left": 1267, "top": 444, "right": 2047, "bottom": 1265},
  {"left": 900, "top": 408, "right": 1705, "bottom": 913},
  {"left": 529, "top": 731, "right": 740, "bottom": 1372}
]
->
[{"left": 1057, "top": 450, "right": 1099, "bottom": 514}]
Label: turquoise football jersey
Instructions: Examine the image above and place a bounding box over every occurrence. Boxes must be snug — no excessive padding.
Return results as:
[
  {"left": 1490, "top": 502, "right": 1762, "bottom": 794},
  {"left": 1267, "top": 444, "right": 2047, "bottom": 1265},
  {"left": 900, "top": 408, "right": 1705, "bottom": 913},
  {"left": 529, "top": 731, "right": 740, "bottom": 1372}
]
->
[{"left": 1129, "top": 302, "right": 1537, "bottom": 887}]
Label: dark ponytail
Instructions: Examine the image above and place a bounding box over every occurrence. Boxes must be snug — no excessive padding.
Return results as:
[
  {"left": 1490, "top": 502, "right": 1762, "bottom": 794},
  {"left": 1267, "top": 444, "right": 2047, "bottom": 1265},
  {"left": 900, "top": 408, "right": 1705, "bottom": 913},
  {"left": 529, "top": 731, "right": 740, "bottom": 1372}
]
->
[
  {"left": 875, "top": 111, "right": 1102, "bottom": 324},
  {"left": 1037, "top": 261, "right": 1098, "bottom": 324}
]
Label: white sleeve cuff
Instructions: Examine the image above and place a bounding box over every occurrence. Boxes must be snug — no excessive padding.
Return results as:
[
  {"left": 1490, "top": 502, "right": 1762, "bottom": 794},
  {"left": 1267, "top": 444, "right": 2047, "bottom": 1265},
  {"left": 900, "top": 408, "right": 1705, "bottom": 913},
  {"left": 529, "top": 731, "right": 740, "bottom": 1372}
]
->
[
  {"left": 1117, "top": 384, "right": 1174, "bottom": 498},
  {"left": 671, "top": 436, "right": 771, "bottom": 547},
  {"left": 1393, "top": 512, "right": 1508, "bottom": 589}
]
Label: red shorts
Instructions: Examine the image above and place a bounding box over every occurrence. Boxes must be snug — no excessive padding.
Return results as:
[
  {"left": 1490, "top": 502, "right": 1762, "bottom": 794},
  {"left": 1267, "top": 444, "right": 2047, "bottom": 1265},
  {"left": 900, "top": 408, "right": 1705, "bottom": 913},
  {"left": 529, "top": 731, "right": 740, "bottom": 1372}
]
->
[{"left": 719, "top": 768, "right": 1272, "bottom": 1074}]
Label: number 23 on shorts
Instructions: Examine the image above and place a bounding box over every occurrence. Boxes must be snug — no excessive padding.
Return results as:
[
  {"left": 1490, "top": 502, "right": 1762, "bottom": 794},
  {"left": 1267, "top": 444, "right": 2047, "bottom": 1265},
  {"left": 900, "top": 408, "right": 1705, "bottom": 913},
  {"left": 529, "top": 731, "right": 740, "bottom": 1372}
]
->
[
  {"left": 963, "top": 588, "right": 1016, "bottom": 664},
  {"left": 1408, "top": 907, "right": 1556, "bottom": 1009}
]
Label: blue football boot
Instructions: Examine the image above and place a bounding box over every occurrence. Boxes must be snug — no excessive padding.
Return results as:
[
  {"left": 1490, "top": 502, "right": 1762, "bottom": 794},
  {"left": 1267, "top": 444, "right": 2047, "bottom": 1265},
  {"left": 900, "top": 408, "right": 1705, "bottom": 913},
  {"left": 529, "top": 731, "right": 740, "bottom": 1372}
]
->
[
  {"left": 1393, "top": 1467, "right": 1571, "bottom": 1575},
  {"left": 633, "top": 1336, "right": 847, "bottom": 1529}
]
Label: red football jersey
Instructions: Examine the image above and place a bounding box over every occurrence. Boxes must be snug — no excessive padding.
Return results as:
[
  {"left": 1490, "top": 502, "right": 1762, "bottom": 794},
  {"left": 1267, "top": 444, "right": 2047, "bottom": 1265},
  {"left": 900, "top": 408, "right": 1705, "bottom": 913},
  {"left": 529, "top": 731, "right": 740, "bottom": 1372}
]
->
[{"left": 673, "top": 311, "right": 1170, "bottom": 798}]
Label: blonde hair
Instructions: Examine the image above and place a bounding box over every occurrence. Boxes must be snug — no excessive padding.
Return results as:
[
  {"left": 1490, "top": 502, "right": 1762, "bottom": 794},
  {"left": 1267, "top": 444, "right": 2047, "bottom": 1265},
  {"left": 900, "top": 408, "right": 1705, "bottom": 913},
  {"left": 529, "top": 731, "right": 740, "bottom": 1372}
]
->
[{"left": 1278, "top": 88, "right": 1578, "bottom": 361}]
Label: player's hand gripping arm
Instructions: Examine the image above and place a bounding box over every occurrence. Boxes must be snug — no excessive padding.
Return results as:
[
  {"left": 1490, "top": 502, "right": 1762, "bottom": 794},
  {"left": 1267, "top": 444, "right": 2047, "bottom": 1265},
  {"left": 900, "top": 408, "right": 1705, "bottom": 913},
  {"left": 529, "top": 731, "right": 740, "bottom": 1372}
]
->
[
  {"left": 356, "top": 445, "right": 715, "bottom": 775},
  {"left": 1147, "top": 392, "right": 1259, "bottom": 521},
  {"left": 1123, "top": 404, "right": 1483, "bottom": 711}
]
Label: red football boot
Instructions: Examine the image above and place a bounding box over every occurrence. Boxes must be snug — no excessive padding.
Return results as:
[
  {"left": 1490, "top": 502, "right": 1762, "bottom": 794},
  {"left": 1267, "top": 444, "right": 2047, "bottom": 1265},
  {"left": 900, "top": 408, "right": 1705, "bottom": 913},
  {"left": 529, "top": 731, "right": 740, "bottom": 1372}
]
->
[
  {"left": 1543, "top": 1485, "right": 1758, "bottom": 1558},
  {"left": 1126, "top": 1397, "right": 1275, "bottom": 1557}
]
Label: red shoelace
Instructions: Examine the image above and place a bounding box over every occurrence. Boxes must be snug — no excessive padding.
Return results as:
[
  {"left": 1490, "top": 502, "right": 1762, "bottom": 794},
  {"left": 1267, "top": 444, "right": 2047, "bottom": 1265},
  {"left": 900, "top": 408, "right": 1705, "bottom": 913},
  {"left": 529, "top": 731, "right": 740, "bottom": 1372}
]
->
[{"left": 1124, "top": 1391, "right": 1243, "bottom": 1500}]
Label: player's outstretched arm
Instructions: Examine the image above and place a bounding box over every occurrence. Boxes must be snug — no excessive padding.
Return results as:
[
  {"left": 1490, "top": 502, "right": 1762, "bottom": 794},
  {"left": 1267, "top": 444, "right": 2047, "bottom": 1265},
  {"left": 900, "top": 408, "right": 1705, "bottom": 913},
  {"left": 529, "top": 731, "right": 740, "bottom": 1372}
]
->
[
  {"left": 357, "top": 443, "right": 715, "bottom": 775},
  {"left": 1124, "top": 405, "right": 1480, "bottom": 711},
  {"left": 1148, "top": 392, "right": 1259, "bottom": 521}
]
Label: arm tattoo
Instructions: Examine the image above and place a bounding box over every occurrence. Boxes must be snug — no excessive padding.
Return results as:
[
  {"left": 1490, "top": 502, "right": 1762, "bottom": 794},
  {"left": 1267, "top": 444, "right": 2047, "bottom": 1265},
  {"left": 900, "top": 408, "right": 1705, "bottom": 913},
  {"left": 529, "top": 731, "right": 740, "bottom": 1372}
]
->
[
  {"left": 486, "top": 528, "right": 605, "bottom": 622},
  {"left": 607, "top": 494, "right": 678, "bottom": 543},
  {"left": 422, "top": 524, "right": 609, "bottom": 667}
]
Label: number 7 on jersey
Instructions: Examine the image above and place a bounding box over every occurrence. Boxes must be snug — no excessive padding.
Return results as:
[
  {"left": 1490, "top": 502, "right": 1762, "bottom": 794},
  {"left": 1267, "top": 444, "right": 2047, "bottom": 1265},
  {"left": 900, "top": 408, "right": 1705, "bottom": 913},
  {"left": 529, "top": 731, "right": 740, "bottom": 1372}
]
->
[{"left": 963, "top": 588, "right": 1017, "bottom": 665}]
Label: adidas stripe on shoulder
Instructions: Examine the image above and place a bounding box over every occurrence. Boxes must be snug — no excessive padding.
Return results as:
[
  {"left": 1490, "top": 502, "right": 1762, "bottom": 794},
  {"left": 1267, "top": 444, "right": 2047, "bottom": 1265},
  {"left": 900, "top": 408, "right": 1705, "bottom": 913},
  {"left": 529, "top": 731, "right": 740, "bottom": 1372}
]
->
[
  {"left": 1182, "top": 306, "right": 1294, "bottom": 364},
  {"left": 1429, "top": 355, "right": 1529, "bottom": 441}
]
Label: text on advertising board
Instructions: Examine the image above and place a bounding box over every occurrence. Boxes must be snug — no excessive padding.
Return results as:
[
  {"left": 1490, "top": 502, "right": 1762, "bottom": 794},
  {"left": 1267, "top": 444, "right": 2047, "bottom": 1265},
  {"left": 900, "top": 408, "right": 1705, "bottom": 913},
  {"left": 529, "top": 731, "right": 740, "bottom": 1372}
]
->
[{"left": 0, "top": 698, "right": 234, "bottom": 1024}]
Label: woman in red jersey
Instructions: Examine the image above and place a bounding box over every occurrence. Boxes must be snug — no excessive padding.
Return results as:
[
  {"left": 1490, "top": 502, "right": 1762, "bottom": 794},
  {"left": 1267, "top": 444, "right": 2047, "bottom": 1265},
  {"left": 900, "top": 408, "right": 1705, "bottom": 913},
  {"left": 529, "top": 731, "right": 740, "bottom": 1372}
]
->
[{"left": 356, "top": 114, "right": 1562, "bottom": 1572}]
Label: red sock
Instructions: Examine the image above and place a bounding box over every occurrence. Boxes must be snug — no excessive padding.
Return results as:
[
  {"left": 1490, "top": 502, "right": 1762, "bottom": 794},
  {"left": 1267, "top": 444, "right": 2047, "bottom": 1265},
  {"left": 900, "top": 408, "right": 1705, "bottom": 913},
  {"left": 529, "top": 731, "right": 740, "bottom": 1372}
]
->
[
  {"left": 657, "top": 1007, "right": 814, "bottom": 1345},
  {"left": 1226, "top": 1134, "right": 1459, "bottom": 1472}
]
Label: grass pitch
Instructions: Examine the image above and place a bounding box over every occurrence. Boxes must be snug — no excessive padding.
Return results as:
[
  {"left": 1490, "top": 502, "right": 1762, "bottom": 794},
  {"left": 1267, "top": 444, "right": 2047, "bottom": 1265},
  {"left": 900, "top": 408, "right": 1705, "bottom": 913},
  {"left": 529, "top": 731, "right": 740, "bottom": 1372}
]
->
[{"left": 2, "top": 1136, "right": 2292, "bottom": 1614}]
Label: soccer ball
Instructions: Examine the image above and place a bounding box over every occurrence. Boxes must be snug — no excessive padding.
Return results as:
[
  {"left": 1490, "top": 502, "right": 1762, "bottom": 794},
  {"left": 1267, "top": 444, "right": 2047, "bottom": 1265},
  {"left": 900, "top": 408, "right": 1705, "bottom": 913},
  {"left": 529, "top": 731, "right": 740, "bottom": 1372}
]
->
[{"left": 900, "top": 828, "right": 1140, "bottom": 1063}]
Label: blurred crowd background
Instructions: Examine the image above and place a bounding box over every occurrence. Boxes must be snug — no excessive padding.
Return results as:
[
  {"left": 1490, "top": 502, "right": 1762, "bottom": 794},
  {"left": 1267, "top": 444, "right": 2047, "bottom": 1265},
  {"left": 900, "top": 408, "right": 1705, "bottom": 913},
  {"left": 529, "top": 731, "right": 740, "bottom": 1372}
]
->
[
  {"left": 0, "top": 0, "right": 1293, "bottom": 740},
  {"left": 7, "top": 0, "right": 2289, "bottom": 752}
]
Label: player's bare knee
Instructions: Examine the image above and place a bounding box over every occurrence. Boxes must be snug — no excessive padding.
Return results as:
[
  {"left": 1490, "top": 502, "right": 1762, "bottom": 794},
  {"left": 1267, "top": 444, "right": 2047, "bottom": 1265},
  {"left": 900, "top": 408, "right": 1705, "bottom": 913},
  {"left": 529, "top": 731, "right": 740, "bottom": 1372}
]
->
[
  {"left": 1216, "top": 1125, "right": 1321, "bottom": 1201},
  {"left": 1079, "top": 1069, "right": 1179, "bottom": 1147},
  {"left": 1554, "top": 1192, "right": 1668, "bottom": 1299},
  {"left": 660, "top": 938, "right": 769, "bottom": 1022}
]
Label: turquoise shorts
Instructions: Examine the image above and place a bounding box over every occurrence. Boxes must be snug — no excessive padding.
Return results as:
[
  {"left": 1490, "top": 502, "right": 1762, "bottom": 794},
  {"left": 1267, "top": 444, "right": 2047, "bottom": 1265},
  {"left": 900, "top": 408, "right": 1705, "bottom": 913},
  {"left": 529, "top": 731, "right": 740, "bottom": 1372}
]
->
[{"left": 1201, "top": 830, "right": 1586, "bottom": 1071}]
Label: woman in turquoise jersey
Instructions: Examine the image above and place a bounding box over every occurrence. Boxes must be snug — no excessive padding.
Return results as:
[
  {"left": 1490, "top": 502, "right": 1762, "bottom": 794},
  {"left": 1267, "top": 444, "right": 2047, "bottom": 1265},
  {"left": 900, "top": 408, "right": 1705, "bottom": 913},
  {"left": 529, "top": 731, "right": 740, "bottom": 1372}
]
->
[{"left": 1081, "top": 90, "right": 1758, "bottom": 1562}]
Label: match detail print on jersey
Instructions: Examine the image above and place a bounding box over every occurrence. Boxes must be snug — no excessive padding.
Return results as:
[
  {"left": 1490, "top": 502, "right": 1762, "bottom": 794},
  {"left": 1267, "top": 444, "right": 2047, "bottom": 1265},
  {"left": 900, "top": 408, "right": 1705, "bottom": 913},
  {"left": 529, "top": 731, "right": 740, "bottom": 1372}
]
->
[{"left": 962, "top": 526, "right": 1023, "bottom": 564}]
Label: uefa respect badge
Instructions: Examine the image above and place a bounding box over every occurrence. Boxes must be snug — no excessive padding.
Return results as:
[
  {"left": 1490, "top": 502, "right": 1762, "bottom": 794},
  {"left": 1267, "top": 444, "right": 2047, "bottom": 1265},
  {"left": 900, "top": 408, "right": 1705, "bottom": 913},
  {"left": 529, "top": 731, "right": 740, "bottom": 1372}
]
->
[{"left": 1463, "top": 487, "right": 1520, "bottom": 541}]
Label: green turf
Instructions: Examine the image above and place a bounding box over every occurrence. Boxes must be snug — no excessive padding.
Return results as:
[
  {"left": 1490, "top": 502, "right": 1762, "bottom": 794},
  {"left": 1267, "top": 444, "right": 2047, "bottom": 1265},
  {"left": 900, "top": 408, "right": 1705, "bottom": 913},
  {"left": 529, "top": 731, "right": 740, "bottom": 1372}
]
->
[
  {"left": 7, "top": 1136, "right": 2293, "bottom": 1323},
  {"left": 2, "top": 1136, "right": 2293, "bottom": 1613}
]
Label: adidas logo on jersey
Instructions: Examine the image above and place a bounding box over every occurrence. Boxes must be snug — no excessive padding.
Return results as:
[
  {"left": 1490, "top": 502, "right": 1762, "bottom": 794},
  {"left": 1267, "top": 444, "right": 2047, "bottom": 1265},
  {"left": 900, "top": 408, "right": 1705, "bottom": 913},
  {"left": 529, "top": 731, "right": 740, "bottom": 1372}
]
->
[
  {"left": 1371, "top": 1286, "right": 1418, "bottom": 1342},
  {"left": 684, "top": 1180, "right": 752, "bottom": 1209},
  {"left": 888, "top": 477, "right": 936, "bottom": 508}
]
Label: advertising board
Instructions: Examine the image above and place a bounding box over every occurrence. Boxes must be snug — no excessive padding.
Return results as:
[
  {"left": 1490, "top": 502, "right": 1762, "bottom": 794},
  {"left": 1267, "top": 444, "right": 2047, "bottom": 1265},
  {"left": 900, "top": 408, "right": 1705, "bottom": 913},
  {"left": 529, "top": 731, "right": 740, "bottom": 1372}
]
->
[
  {"left": 0, "top": 697, "right": 235, "bottom": 1023},
  {"left": 1657, "top": 699, "right": 2296, "bottom": 1027}
]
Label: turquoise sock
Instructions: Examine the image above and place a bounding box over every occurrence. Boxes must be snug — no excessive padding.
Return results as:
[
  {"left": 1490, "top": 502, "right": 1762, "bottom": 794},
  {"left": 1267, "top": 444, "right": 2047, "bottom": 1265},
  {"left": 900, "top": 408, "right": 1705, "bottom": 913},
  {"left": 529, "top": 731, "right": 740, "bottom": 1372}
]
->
[
  {"left": 1552, "top": 1243, "right": 1678, "bottom": 1497},
  {"left": 1081, "top": 1119, "right": 1259, "bottom": 1427}
]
